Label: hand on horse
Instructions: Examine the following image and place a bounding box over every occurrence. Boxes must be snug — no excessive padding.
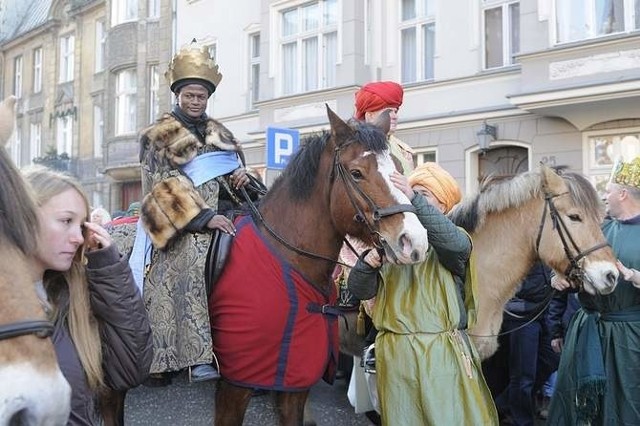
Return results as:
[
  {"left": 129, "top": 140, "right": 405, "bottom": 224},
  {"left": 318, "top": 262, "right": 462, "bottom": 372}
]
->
[
  {"left": 390, "top": 171, "right": 414, "bottom": 199},
  {"left": 207, "top": 214, "right": 236, "bottom": 236},
  {"left": 550, "top": 274, "right": 575, "bottom": 292},
  {"left": 616, "top": 260, "right": 640, "bottom": 288},
  {"left": 83, "top": 221, "right": 113, "bottom": 252},
  {"left": 363, "top": 249, "right": 384, "bottom": 268},
  {"left": 229, "top": 167, "right": 250, "bottom": 190}
]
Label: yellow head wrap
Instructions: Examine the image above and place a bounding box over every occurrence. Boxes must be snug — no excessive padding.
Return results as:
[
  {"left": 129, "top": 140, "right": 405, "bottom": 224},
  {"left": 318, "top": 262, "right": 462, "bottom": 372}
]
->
[{"left": 408, "top": 162, "right": 462, "bottom": 213}]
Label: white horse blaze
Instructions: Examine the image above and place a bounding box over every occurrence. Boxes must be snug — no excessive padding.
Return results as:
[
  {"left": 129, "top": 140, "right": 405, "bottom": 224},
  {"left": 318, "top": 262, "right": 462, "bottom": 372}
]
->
[
  {"left": 0, "top": 363, "right": 71, "bottom": 425},
  {"left": 373, "top": 151, "right": 428, "bottom": 264}
]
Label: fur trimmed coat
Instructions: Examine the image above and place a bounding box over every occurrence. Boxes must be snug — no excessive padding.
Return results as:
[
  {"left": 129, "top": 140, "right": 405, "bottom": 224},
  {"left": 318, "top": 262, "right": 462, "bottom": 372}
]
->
[{"left": 138, "top": 112, "right": 242, "bottom": 374}]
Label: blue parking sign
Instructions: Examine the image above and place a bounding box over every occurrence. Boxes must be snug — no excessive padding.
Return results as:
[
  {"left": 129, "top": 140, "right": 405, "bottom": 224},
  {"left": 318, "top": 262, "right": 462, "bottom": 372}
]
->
[{"left": 266, "top": 127, "right": 300, "bottom": 170}]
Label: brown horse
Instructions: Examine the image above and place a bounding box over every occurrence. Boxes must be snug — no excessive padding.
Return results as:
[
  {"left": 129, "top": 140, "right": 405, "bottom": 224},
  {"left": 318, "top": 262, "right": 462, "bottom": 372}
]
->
[
  {"left": 0, "top": 96, "right": 71, "bottom": 423},
  {"left": 339, "top": 165, "right": 619, "bottom": 361},
  {"left": 209, "top": 107, "right": 428, "bottom": 425}
]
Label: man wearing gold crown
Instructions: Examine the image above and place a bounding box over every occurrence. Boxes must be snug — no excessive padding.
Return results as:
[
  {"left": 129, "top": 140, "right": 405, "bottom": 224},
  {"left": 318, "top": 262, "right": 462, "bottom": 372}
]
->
[
  {"left": 136, "top": 41, "right": 250, "bottom": 383},
  {"left": 548, "top": 157, "right": 640, "bottom": 425}
]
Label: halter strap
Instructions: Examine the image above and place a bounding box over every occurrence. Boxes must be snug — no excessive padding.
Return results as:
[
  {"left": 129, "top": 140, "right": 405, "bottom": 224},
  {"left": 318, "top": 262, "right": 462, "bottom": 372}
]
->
[{"left": 0, "top": 320, "right": 54, "bottom": 341}]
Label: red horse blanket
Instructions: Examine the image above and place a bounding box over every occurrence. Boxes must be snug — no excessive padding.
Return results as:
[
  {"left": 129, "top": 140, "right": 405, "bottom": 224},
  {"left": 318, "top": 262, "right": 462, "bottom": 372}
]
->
[{"left": 209, "top": 216, "right": 339, "bottom": 391}]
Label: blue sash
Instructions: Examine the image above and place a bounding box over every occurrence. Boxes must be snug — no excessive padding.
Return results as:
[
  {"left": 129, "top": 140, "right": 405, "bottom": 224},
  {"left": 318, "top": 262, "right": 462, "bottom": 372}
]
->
[{"left": 181, "top": 151, "right": 240, "bottom": 186}]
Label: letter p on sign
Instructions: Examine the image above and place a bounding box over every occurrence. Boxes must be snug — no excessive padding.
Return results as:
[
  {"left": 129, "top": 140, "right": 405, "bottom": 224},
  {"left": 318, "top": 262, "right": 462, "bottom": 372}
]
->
[{"left": 266, "top": 127, "right": 300, "bottom": 170}]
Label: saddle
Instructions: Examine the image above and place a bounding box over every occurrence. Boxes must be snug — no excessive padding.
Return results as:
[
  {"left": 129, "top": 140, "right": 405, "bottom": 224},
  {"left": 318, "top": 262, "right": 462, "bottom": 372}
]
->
[{"left": 204, "top": 210, "right": 236, "bottom": 299}]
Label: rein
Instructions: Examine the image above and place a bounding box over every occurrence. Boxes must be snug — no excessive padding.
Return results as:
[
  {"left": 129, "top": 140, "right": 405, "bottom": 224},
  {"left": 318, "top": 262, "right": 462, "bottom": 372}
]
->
[
  {"left": 535, "top": 192, "right": 610, "bottom": 288},
  {"left": 0, "top": 320, "right": 54, "bottom": 341}
]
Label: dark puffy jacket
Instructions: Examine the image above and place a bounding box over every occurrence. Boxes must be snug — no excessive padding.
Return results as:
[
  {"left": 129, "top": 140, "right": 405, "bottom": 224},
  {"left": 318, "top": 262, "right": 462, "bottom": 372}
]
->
[{"left": 504, "top": 262, "right": 553, "bottom": 315}]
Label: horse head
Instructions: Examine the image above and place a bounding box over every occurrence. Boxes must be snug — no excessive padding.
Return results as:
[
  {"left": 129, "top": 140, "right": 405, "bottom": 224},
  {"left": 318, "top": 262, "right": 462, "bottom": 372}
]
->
[
  {"left": 537, "top": 164, "right": 618, "bottom": 295},
  {"left": 326, "top": 106, "right": 428, "bottom": 265},
  {"left": 0, "top": 95, "right": 72, "bottom": 424}
]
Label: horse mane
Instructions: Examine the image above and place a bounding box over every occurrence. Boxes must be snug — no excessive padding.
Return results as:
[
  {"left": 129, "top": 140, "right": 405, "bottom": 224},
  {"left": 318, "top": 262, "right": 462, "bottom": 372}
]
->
[
  {"left": 269, "top": 121, "right": 388, "bottom": 201},
  {"left": 450, "top": 169, "right": 604, "bottom": 233},
  {"left": 0, "top": 133, "right": 40, "bottom": 257}
]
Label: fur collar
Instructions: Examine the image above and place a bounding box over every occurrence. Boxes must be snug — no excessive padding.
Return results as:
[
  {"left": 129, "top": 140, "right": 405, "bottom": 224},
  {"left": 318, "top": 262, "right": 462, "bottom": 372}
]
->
[{"left": 142, "top": 113, "right": 239, "bottom": 166}]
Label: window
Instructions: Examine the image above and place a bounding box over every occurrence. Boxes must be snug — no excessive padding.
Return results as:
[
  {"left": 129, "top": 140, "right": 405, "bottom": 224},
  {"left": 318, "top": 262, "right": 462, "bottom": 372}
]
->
[
  {"left": 148, "top": 0, "right": 159, "bottom": 18},
  {"left": 14, "top": 56, "right": 23, "bottom": 98},
  {"left": 586, "top": 130, "right": 640, "bottom": 197},
  {"left": 30, "top": 123, "right": 42, "bottom": 163},
  {"left": 12, "top": 126, "right": 22, "bottom": 166},
  {"left": 59, "top": 34, "right": 75, "bottom": 83},
  {"left": 279, "top": 0, "right": 338, "bottom": 95},
  {"left": 555, "top": 0, "right": 640, "bottom": 43},
  {"left": 95, "top": 21, "right": 106, "bottom": 72},
  {"left": 112, "top": 0, "right": 138, "bottom": 25},
  {"left": 249, "top": 33, "right": 261, "bottom": 108},
  {"left": 414, "top": 149, "right": 437, "bottom": 165},
  {"left": 400, "top": 0, "right": 435, "bottom": 83},
  {"left": 93, "top": 105, "right": 103, "bottom": 157},
  {"left": 115, "top": 69, "right": 137, "bottom": 135},
  {"left": 149, "top": 65, "right": 159, "bottom": 123},
  {"left": 56, "top": 116, "right": 73, "bottom": 156},
  {"left": 33, "top": 48, "right": 43, "bottom": 93},
  {"left": 483, "top": 1, "right": 519, "bottom": 69}
]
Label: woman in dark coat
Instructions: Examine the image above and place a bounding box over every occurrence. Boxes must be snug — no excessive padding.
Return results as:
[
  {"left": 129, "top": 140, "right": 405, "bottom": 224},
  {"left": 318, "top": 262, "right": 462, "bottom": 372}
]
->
[{"left": 24, "top": 166, "right": 153, "bottom": 425}]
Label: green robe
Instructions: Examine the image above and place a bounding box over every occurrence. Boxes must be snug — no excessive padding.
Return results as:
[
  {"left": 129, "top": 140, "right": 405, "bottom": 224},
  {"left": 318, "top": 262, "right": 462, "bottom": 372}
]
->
[
  {"left": 547, "top": 216, "right": 640, "bottom": 425},
  {"left": 349, "top": 193, "right": 498, "bottom": 426}
]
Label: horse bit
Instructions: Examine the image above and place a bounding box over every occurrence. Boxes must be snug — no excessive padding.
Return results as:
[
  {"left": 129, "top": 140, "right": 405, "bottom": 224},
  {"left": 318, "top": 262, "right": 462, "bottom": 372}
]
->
[{"left": 535, "top": 191, "right": 610, "bottom": 288}]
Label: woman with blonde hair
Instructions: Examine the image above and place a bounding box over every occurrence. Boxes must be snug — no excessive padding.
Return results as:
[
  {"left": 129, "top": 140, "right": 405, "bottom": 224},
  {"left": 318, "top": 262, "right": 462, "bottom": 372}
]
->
[{"left": 23, "top": 166, "right": 153, "bottom": 425}]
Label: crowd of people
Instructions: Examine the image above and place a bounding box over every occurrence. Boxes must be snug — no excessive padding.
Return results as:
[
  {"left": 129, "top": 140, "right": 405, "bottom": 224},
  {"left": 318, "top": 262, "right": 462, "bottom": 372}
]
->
[{"left": 3, "top": 38, "right": 640, "bottom": 426}]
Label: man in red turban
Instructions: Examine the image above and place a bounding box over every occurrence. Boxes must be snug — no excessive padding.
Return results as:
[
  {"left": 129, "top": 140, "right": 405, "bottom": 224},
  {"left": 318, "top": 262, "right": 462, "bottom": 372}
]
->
[{"left": 354, "top": 81, "right": 414, "bottom": 175}]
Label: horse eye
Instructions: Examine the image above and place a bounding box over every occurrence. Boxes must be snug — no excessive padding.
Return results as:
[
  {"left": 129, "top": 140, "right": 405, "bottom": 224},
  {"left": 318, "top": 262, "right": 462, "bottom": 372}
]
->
[
  {"left": 350, "top": 170, "right": 364, "bottom": 180},
  {"left": 568, "top": 214, "right": 582, "bottom": 222}
]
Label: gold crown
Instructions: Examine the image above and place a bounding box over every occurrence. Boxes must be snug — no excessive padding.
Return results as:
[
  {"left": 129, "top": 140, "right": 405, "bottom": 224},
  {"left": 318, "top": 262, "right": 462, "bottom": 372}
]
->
[
  {"left": 611, "top": 156, "right": 640, "bottom": 189},
  {"left": 165, "top": 40, "right": 223, "bottom": 94}
]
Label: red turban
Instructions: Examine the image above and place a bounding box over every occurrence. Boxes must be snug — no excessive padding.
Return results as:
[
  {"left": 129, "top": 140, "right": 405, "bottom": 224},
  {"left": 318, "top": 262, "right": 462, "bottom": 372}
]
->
[{"left": 354, "top": 81, "right": 404, "bottom": 120}]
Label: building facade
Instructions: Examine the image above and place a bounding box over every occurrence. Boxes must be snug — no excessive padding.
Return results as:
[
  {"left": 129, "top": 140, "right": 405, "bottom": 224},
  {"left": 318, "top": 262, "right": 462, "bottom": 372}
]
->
[{"left": 3, "top": 0, "right": 640, "bottom": 213}]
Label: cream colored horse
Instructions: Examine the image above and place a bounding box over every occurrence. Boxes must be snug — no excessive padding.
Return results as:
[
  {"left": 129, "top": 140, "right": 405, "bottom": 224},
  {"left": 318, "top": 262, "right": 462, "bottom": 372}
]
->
[
  {"left": 339, "top": 165, "right": 618, "bottom": 361},
  {"left": 0, "top": 96, "right": 71, "bottom": 425}
]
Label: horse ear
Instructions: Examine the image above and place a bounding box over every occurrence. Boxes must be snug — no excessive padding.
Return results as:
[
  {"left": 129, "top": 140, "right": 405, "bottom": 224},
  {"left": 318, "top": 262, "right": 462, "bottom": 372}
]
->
[
  {"left": 540, "top": 163, "right": 564, "bottom": 193},
  {"left": 372, "top": 109, "right": 391, "bottom": 136},
  {"left": 326, "top": 104, "right": 354, "bottom": 148},
  {"left": 0, "top": 96, "right": 17, "bottom": 148}
]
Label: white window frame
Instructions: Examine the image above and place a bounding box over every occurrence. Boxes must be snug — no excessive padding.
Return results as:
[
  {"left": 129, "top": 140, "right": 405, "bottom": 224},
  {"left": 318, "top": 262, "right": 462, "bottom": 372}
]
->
[
  {"left": 115, "top": 69, "right": 137, "bottom": 135},
  {"left": 399, "top": 0, "right": 436, "bottom": 84},
  {"left": 93, "top": 105, "right": 103, "bottom": 158},
  {"left": 14, "top": 56, "right": 23, "bottom": 98},
  {"left": 583, "top": 127, "right": 640, "bottom": 197},
  {"left": 12, "top": 126, "right": 22, "bottom": 166},
  {"left": 30, "top": 122, "right": 42, "bottom": 163},
  {"left": 33, "top": 48, "right": 42, "bottom": 93},
  {"left": 56, "top": 116, "right": 73, "bottom": 156},
  {"left": 272, "top": 0, "right": 340, "bottom": 96},
  {"left": 59, "top": 34, "right": 75, "bottom": 83},
  {"left": 148, "top": 0, "right": 160, "bottom": 18},
  {"left": 149, "top": 64, "right": 159, "bottom": 123},
  {"left": 95, "top": 21, "right": 106, "bottom": 73},
  {"left": 482, "top": 0, "right": 520, "bottom": 70},
  {"left": 249, "top": 32, "right": 261, "bottom": 108},
  {"left": 554, "top": 0, "right": 640, "bottom": 44},
  {"left": 112, "top": 0, "right": 138, "bottom": 26},
  {"left": 414, "top": 148, "right": 437, "bottom": 165}
]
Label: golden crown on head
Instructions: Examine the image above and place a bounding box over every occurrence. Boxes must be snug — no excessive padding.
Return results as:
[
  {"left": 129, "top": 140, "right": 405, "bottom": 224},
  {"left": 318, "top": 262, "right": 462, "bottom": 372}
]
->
[
  {"left": 165, "top": 39, "right": 222, "bottom": 95},
  {"left": 611, "top": 156, "right": 640, "bottom": 189}
]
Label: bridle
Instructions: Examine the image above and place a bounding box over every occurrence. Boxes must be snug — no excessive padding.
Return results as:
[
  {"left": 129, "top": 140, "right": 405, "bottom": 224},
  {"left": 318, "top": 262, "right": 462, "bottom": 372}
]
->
[
  {"left": 242, "top": 138, "right": 415, "bottom": 266},
  {"left": 0, "top": 320, "right": 53, "bottom": 341},
  {"left": 535, "top": 191, "right": 610, "bottom": 288}
]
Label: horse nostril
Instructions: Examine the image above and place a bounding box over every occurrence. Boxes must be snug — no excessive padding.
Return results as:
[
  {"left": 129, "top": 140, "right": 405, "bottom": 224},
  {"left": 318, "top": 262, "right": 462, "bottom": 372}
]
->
[
  {"left": 607, "top": 271, "right": 618, "bottom": 287},
  {"left": 411, "top": 250, "right": 420, "bottom": 263}
]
